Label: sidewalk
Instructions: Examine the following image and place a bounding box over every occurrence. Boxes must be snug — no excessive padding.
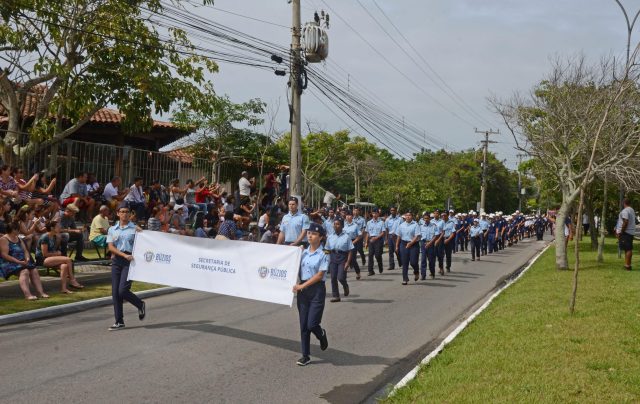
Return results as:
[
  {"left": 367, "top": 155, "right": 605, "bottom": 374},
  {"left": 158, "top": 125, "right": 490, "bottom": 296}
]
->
[{"left": 0, "top": 261, "right": 112, "bottom": 298}]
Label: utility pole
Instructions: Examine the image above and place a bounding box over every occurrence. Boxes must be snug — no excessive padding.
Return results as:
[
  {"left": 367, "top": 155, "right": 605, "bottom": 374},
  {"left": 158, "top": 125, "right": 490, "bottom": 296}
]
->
[
  {"left": 516, "top": 153, "right": 527, "bottom": 212},
  {"left": 289, "top": 0, "right": 303, "bottom": 201},
  {"left": 475, "top": 128, "right": 499, "bottom": 214}
]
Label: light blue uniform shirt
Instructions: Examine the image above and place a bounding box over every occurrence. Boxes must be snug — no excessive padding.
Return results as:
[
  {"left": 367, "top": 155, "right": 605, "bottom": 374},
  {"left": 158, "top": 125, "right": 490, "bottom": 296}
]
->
[
  {"left": 420, "top": 221, "right": 436, "bottom": 241},
  {"left": 299, "top": 247, "right": 329, "bottom": 281},
  {"left": 443, "top": 219, "right": 456, "bottom": 238},
  {"left": 432, "top": 218, "right": 444, "bottom": 236},
  {"left": 106, "top": 221, "right": 137, "bottom": 252},
  {"left": 353, "top": 216, "right": 366, "bottom": 231},
  {"left": 324, "top": 217, "right": 336, "bottom": 236},
  {"left": 470, "top": 225, "right": 483, "bottom": 238},
  {"left": 326, "top": 232, "right": 354, "bottom": 252},
  {"left": 395, "top": 220, "right": 421, "bottom": 242},
  {"left": 365, "top": 218, "right": 385, "bottom": 237},
  {"left": 385, "top": 215, "right": 402, "bottom": 235},
  {"left": 281, "top": 211, "right": 310, "bottom": 243},
  {"left": 343, "top": 220, "right": 361, "bottom": 240},
  {"left": 479, "top": 219, "right": 489, "bottom": 231}
]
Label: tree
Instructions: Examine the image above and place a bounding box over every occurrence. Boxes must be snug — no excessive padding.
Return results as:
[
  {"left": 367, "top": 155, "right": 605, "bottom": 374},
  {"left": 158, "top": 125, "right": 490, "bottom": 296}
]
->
[
  {"left": 492, "top": 55, "right": 640, "bottom": 275},
  {"left": 0, "top": 0, "right": 217, "bottom": 163}
]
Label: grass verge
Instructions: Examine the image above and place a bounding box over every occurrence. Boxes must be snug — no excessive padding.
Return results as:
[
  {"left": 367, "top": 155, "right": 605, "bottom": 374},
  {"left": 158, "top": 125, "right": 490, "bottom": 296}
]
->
[
  {"left": 385, "top": 238, "right": 640, "bottom": 403},
  {"left": 0, "top": 281, "right": 164, "bottom": 316}
]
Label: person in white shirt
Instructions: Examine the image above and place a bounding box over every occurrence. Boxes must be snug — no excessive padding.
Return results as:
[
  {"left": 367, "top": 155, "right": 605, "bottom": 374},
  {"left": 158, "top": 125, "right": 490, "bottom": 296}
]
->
[
  {"left": 102, "top": 176, "right": 128, "bottom": 210},
  {"left": 238, "top": 171, "right": 254, "bottom": 204},
  {"left": 124, "top": 177, "right": 146, "bottom": 220},
  {"left": 323, "top": 189, "right": 340, "bottom": 207}
]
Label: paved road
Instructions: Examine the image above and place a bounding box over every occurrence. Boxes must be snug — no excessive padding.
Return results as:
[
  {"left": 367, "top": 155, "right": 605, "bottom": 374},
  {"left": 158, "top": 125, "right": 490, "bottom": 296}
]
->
[{"left": 0, "top": 236, "right": 549, "bottom": 404}]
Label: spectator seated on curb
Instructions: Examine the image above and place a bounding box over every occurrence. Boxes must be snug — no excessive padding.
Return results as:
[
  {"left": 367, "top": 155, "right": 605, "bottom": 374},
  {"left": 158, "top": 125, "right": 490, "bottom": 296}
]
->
[
  {"left": 193, "top": 212, "right": 209, "bottom": 238},
  {"left": 32, "top": 173, "right": 58, "bottom": 214},
  {"left": 59, "top": 203, "right": 89, "bottom": 261},
  {"left": 59, "top": 172, "right": 95, "bottom": 215},
  {"left": 90, "top": 205, "right": 111, "bottom": 248},
  {"left": 0, "top": 197, "right": 11, "bottom": 234},
  {"left": 124, "top": 176, "right": 147, "bottom": 220},
  {"left": 16, "top": 205, "right": 37, "bottom": 252},
  {"left": 216, "top": 211, "right": 237, "bottom": 240},
  {"left": 147, "top": 206, "right": 165, "bottom": 232},
  {"left": 169, "top": 204, "right": 189, "bottom": 235},
  {"left": 102, "top": 176, "right": 128, "bottom": 211},
  {"left": 0, "top": 164, "right": 19, "bottom": 201},
  {"left": 36, "top": 221, "right": 83, "bottom": 294},
  {"left": 0, "top": 221, "right": 48, "bottom": 300}
]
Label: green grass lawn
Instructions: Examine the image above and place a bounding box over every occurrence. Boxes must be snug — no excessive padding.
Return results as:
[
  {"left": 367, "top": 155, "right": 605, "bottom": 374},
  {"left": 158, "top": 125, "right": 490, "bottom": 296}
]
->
[
  {"left": 386, "top": 238, "right": 640, "bottom": 403},
  {"left": 0, "top": 281, "right": 164, "bottom": 316}
]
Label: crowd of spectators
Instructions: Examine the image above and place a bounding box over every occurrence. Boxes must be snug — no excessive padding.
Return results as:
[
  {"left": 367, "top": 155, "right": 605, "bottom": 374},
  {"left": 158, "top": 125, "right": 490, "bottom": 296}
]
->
[{"left": 0, "top": 166, "right": 293, "bottom": 300}]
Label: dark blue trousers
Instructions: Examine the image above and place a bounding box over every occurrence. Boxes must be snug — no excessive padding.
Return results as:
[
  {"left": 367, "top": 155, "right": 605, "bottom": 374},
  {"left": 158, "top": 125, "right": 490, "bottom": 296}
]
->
[
  {"left": 368, "top": 238, "right": 384, "bottom": 274},
  {"left": 354, "top": 238, "right": 366, "bottom": 264},
  {"left": 436, "top": 239, "right": 445, "bottom": 269},
  {"left": 399, "top": 240, "right": 419, "bottom": 282},
  {"left": 329, "top": 255, "right": 348, "bottom": 298},
  {"left": 296, "top": 282, "right": 325, "bottom": 357},
  {"left": 444, "top": 239, "right": 453, "bottom": 270},
  {"left": 488, "top": 235, "right": 497, "bottom": 253},
  {"left": 470, "top": 236, "right": 481, "bottom": 260},
  {"left": 420, "top": 241, "right": 436, "bottom": 278},
  {"left": 388, "top": 234, "right": 400, "bottom": 269},
  {"left": 111, "top": 256, "right": 143, "bottom": 324},
  {"left": 349, "top": 241, "right": 361, "bottom": 275},
  {"left": 481, "top": 231, "right": 488, "bottom": 254}
]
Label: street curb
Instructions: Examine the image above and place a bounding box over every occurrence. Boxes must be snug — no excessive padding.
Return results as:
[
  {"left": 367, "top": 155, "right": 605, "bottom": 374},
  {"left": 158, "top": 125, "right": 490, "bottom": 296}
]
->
[
  {"left": 388, "top": 241, "right": 553, "bottom": 397},
  {"left": 0, "top": 287, "right": 184, "bottom": 327}
]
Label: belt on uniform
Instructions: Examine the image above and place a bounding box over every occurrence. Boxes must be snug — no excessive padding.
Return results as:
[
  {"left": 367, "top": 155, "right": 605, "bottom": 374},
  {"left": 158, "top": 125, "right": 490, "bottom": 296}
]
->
[{"left": 122, "top": 251, "right": 132, "bottom": 255}]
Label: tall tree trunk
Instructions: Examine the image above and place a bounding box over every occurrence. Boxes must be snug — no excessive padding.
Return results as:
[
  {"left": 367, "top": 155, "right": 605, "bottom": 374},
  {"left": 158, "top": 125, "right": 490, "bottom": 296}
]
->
[
  {"left": 586, "top": 194, "right": 597, "bottom": 249},
  {"left": 597, "top": 176, "right": 608, "bottom": 263},
  {"left": 570, "top": 187, "right": 586, "bottom": 314},
  {"left": 555, "top": 202, "right": 570, "bottom": 270}
]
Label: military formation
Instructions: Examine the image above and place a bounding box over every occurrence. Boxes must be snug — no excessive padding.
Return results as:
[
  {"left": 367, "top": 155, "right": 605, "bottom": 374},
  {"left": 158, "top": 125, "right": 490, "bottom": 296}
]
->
[{"left": 280, "top": 196, "right": 550, "bottom": 366}]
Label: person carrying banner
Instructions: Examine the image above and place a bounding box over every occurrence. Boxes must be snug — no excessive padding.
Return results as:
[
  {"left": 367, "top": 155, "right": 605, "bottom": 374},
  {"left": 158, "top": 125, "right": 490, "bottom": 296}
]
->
[
  {"left": 292, "top": 222, "right": 329, "bottom": 366},
  {"left": 107, "top": 204, "right": 145, "bottom": 331}
]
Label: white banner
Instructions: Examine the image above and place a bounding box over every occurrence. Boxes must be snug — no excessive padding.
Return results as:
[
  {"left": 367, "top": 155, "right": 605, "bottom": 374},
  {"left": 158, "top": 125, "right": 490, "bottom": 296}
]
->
[{"left": 128, "top": 231, "right": 302, "bottom": 306}]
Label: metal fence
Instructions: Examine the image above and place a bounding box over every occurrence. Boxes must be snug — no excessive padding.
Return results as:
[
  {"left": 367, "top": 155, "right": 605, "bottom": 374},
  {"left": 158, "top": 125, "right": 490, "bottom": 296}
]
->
[{"left": 14, "top": 139, "right": 329, "bottom": 209}]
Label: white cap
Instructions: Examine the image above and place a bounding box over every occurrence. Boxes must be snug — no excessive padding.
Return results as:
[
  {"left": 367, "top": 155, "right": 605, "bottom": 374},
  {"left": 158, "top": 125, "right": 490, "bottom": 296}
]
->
[{"left": 174, "top": 204, "right": 185, "bottom": 211}]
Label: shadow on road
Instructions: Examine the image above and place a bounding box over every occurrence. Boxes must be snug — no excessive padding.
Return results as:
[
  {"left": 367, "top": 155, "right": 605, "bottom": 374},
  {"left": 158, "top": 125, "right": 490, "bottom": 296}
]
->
[
  {"left": 346, "top": 299, "right": 394, "bottom": 304},
  {"left": 143, "top": 321, "right": 397, "bottom": 367}
]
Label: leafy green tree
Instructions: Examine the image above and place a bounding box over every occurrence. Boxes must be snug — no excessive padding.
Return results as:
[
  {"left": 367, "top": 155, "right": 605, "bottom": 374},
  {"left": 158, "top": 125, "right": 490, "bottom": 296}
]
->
[{"left": 0, "top": 0, "right": 216, "bottom": 162}]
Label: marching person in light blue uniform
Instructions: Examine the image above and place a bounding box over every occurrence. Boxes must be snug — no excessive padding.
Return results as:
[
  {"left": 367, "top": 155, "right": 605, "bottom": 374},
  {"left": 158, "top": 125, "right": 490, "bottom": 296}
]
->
[
  {"left": 469, "top": 218, "right": 483, "bottom": 261},
  {"left": 343, "top": 210, "right": 362, "bottom": 280},
  {"left": 419, "top": 212, "right": 437, "bottom": 280},
  {"left": 107, "top": 204, "right": 145, "bottom": 331},
  {"left": 292, "top": 222, "right": 329, "bottom": 367},
  {"left": 323, "top": 208, "right": 336, "bottom": 237},
  {"left": 325, "top": 218, "right": 354, "bottom": 302},
  {"left": 352, "top": 207, "right": 367, "bottom": 266},
  {"left": 395, "top": 211, "right": 421, "bottom": 284},
  {"left": 385, "top": 206, "right": 402, "bottom": 271},
  {"left": 432, "top": 209, "right": 445, "bottom": 275},
  {"left": 365, "top": 208, "right": 385, "bottom": 275},
  {"left": 479, "top": 213, "right": 490, "bottom": 255},
  {"left": 442, "top": 211, "right": 456, "bottom": 274},
  {"left": 277, "top": 197, "right": 310, "bottom": 247}
]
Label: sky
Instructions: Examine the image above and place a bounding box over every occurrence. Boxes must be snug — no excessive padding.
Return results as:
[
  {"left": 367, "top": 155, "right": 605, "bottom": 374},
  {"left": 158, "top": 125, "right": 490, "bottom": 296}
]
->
[{"left": 164, "top": 0, "right": 636, "bottom": 167}]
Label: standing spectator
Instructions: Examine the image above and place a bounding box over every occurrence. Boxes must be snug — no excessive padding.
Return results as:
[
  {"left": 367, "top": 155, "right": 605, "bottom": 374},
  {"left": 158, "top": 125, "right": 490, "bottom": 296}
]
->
[
  {"left": 90, "top": 205, "right": 111, "bottom": 248},
  {"left": 582, "top": 212, "right": 590, "bottom": 237},
  {"left": 102, "top": 176, "right": 128, "bottom": 211},
  {"left": 60, "top": 172, "right": 96, "bottom": 214},
  {"left": 59, "top": 204, "right": 88, "bottom": 261},
  {"left": 169, "top": 178, "right": 186, "bottom": 205},
  {"left": 616, "top": 198, "right": 636, "bottom": 271},
  {"left": 258, "top": 208, "right": 270, "bottom": 237},
  {"left": 195, "top": 181, "right": 212, "bottom": 212},
  {"left": 263, "top": 171, "right": 276, "bottom": 207},
  {"left": 238, "top": 171, "right": 254, "bottom": 204},
  {"left": 323, "top": 188, "right": 340, "bottom": 208},
  {"left": 1, "top": 221, "right": 48, "bottom": 300},
  {"left": 124, "top": 176, "right": 147, "bottom": 220},
  {"left": 107, "top": 204, "right": 145, "bottom": 331},
  {"left": 36, "top": 221, "right": 83, "bottom": 293},
  {"left": 184, "top": 178, "right": 207, "bottom": 216}
]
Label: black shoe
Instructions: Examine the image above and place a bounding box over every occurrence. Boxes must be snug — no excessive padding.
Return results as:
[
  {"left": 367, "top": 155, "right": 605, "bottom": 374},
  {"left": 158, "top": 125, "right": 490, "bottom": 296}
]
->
[
  {"left": 361, "top": 258, "right": 366, "bottom": 265},
  {"left": 343, "top": 284, "right": 350, "bottom": 297},
  {"left": 356, "top": 274, "right": 361, "bottom": 280},
  {"left": 330, "top": 297, "right": 341, "bottom": 302},
  {"left": 401, "top": 281, "right": 408, "bottom": 285},
  {"left": 320, "top": 329, "right": 328, "bottom": 351},
  {"left": 472, "top": 258, "right": 475, "bottom": 261},
  {"left": 75, "top": 256, "right": 89, "bottom": 262},
  {"left": 414, "top": 273, "right": 419, "bottom": 281},
  {"left": 368, "top": 272, "right": 375, "bottom": 276},
  {"left": 138, "top": 301, "right": 146, "bottom": 321},
  {"left": 108, "top": 323, "right": 125, "bottom": 331},
  {"left": 421, "top": 276, "right": 426, "bottom": 280},
  {"left": 430, "top": 274, "right": 435, "bottom": 279},
  {"left": 388, "top": 267, "right": 395, "bottom": 271},
  {"left": 378, "top": 269, "right": 383, "bottom": 274},
  {"left": 446, "top": 267, "right": 451, "bottom": 273},
  {"left": 297, "top": 356, "right": 311, "bottom": 366}
]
